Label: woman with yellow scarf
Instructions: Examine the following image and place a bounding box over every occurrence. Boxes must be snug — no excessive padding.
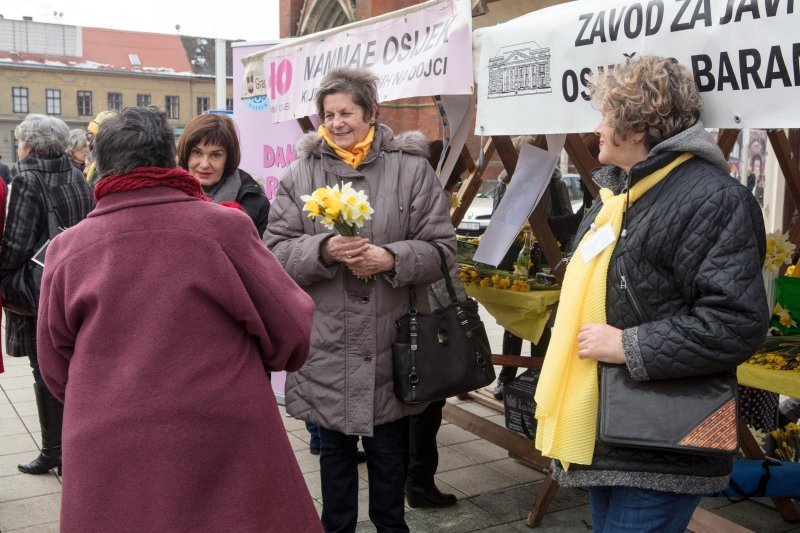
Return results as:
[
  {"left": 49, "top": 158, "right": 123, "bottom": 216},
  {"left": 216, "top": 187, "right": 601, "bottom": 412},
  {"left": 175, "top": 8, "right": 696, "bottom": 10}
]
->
[
  {"left": 264, "top": 67, "right": 456, "bottom": 533},
  {"left": 534, "top": 55, "right": 768, "bottom": 532}
]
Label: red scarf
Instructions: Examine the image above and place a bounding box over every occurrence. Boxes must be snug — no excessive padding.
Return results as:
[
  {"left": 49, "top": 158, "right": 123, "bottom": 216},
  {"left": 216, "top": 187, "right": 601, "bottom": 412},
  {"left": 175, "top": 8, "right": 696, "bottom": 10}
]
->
[{"left": 94, "top": 167, "right": 211, "bottom": 203}]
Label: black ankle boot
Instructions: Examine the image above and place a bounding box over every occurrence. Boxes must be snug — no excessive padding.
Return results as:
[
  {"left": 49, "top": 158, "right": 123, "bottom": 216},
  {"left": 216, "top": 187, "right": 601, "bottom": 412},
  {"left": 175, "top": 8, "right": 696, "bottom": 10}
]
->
[
  {"left": 18, "top": 384, "right": 63, "bottom": 476},
  {"left": 405, "top": 484, "right": 457, "bottom": 508}
]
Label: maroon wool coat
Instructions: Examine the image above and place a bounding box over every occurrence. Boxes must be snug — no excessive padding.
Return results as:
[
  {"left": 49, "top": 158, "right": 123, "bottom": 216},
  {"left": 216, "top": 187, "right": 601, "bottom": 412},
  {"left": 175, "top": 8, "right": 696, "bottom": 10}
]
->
[{"left": 37, "top": 187, "right": 321, "bottom": 533}]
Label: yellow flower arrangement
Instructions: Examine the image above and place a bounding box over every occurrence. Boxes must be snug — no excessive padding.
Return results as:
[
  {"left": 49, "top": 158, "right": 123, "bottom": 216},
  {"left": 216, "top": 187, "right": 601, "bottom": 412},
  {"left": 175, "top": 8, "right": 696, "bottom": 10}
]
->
[
  {"left": 770, "top": 422, "right": 800, "bottom": 461},
  {"left": 458, "top": 266, "right": 532, "bottom": 292},
  {"left": 301, "top": 182, "right": 374, "bottom": 236},
  {"left": 764, "top": 231, "right": 796, "bottom": 274},
  {"left": 774, "top": 303, "right": 797, "bottom": 328}
]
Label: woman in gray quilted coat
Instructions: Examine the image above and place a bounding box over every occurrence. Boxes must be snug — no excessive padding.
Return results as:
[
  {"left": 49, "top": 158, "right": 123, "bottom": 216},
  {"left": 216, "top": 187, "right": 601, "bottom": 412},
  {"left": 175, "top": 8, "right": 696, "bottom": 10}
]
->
[
  {"left": 541, "top": 55, "right": 768, "bottom": 532},
  {"left": 264, "top": 67, "right": 455, "bottom": 533}
]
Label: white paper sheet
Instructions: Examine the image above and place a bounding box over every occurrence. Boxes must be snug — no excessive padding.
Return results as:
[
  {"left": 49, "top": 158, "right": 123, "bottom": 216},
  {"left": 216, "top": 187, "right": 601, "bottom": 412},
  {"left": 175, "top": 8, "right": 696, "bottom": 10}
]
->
[
  {"left": 437, "top": 93, "right": 475, "bottom": 186},
  {"left": 472, "top": 137, "right": 565, "bottom": 266}
]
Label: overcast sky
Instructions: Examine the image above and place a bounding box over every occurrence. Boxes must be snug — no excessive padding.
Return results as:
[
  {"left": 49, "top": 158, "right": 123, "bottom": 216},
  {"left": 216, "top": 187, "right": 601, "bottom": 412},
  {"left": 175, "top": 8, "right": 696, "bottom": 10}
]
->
[{"left": 1, "top": 0, "right": 280, "bottom": 42}]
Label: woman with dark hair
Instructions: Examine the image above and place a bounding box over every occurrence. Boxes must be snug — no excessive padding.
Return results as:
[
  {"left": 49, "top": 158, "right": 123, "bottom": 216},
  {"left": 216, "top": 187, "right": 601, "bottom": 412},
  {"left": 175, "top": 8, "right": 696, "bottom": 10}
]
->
[
  {"left": 535, "top": 55, "right": 768, "bottom": 531},
  {"left": 265, "top": 67, "right": 456, "bottom": 532},
  {"left": 37, "top": 105, "right": 320, "bottom": 532},
  {"left": 178, "top": 113, "right": 270, "bottom": 236},
  {"left": 1, "top": 114, "right": 93, "bottom": 476}
]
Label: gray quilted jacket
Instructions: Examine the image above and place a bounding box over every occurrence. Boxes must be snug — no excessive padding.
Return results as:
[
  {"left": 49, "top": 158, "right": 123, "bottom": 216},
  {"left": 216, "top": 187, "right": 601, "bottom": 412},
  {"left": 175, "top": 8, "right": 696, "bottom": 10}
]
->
[
  {"left": 555, "top": 122, "right": 768, "bottom": 494},
  {"left": 264, "top": 124, "right": 456, "bottom": 436}
]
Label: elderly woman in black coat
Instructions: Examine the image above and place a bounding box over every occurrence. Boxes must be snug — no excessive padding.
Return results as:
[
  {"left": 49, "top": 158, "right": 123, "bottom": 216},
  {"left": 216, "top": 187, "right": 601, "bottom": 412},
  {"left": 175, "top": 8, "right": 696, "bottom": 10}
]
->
[
  {"left": 535, "top": 56, "right": 768, "bottom": 532},
  {"left": 1, "top": 114, "right": 93, "bottom": 475}
]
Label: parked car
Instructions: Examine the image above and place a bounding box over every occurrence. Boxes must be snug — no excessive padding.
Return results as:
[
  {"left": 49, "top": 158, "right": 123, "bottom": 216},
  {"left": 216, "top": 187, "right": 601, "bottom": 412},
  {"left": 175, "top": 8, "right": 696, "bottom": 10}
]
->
[
  {"left": 456, "top": 180, "right": 496, "bottom": 236},
  {"left": 457, "top": 173, "right": 587, "bottom": 236},
  {"left": 562, "top": 173, "right": 586, "bottom": 214}
]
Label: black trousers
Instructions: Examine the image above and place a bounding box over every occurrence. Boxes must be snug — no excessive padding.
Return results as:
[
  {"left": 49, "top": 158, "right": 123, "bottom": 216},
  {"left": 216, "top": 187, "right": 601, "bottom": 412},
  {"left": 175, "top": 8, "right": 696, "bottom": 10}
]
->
[
  {"left": 497, "top": 327, "right": 551, "bottom": 384},
  {"left": 319, "top": 419, "right": 409, "bottom": 533},
  {"left": 406, "top": 399, "right": 446, "bottom": 490}
]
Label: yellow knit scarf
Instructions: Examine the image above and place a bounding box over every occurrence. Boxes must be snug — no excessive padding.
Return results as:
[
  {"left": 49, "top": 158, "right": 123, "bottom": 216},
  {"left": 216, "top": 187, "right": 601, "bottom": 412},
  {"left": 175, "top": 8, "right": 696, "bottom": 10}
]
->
[
  {"left": 534, "top": 152, "right": 693, "bottom": 468},
  {"left": 318, "top": 124, "right": 375, "bottom": 169}
]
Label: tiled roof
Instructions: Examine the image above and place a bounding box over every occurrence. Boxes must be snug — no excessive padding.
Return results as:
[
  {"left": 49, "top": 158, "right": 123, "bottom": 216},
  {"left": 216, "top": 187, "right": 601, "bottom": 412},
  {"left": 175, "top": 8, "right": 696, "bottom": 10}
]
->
[
  {"left": 0, "top": 19, "right": 233, "bottom": 76},
  {"left": 83, "top": 27, "right": 192, "bottom": 73}
]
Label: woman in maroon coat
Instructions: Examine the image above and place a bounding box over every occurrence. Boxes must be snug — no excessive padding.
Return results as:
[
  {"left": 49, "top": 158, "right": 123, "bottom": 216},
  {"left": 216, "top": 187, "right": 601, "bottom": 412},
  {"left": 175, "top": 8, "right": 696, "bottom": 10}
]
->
[{"left": 37, "top": 106, "right": 321, "bottom": 532}]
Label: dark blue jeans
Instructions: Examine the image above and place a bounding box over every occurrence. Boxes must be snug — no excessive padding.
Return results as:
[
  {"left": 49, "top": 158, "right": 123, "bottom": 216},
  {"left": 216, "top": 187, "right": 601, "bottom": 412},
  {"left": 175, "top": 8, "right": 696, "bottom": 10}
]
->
[
  {"left": 306, "top": 421, "right": 321, "bottom": 450},
  {"left": 319, "top": 419, "right": 408, "bottom": 533},
  {"left": 588, "top": 486, "right": 702, "bottom": 533}
]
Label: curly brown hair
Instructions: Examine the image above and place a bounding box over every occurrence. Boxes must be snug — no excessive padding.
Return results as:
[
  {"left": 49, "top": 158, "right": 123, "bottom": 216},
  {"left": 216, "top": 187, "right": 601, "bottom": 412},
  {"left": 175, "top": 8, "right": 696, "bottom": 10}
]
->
[{"left": 589, "top": 55, "right": 702, "bottom": 150}]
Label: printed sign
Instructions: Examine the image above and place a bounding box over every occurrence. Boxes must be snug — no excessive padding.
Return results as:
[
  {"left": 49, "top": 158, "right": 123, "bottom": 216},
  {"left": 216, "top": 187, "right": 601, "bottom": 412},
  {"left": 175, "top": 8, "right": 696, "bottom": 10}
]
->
[
  {"left": 241, "top": 0, "right": 474, "bottom": 123},
  {"left": 476, "top": 0, "right": 800, "bottom": 134},
  {"left": 233, "top": 42, "right": 318, "bottom": 201}
]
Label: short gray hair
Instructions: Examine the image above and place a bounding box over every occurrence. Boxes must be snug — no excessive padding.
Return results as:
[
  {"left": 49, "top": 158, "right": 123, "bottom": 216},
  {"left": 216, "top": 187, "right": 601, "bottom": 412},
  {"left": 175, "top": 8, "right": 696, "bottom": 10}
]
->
[
  {"left": 14, "top": 114, "right": 70, "bottom": 158},
  {"left": 315, "top": 67, "right": 380, "bottom": 122},
  {"left": 67, "top": 129, "right": 89, "bottom": 155}
]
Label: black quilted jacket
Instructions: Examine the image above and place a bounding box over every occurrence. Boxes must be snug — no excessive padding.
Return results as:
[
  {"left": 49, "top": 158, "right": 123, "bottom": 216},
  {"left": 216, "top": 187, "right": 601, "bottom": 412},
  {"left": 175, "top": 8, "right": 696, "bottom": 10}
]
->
[{"left": 562, "top": 149, "right": 768, "bottom": 490}]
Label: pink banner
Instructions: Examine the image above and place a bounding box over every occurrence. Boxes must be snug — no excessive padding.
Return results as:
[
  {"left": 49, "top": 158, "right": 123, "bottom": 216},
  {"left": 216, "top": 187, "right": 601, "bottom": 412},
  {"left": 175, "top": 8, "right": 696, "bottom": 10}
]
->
[
  {"left": 242, "top": 0, "right": 474, "bottom": 123},
  {"left": 233, "top": 42, "right": 318, "bottom": 201}
]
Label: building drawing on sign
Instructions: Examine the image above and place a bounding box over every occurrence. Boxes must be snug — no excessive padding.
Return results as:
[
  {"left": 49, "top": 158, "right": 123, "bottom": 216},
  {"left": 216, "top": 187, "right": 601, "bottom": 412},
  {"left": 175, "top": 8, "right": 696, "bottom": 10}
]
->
[{"left": 488, "top": 41, "right": 551, "bottom": 98}]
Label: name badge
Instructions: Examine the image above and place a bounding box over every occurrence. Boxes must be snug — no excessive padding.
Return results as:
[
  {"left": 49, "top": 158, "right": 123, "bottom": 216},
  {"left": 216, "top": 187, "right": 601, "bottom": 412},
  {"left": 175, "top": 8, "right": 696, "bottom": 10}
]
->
[{"left": 581, "top": 223, "right": 616, "bottom": 263}]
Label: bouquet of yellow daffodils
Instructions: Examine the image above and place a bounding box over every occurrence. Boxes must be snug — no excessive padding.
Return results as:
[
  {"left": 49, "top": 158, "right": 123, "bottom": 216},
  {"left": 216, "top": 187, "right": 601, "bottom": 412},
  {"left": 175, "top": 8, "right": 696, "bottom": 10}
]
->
[
  {"left": 302, "top": 182, "right": 375, "bottom": 281},
  {"left": 765, "top": 231, "right": 796, "bottom": 275},
  {"left": 301, "top": 181, "right": 374, "bottom": 236}
]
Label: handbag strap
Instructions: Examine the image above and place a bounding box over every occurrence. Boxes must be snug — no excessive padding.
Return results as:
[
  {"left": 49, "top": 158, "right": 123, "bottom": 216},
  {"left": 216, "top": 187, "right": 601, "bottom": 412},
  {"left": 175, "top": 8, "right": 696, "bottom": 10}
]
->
[
  {"left": 30, "top": 172, "right": 65, "bottom": 235},
  {"left": 406, "top": 241, "right": 477, "bottom": 340},
  {"left": 406, "top": 241, "right": 459, "bottom": 311}
]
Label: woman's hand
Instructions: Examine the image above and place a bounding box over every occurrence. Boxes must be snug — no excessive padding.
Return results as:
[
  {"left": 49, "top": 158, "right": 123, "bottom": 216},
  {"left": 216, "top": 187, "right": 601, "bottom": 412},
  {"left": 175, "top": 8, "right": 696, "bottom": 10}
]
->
[
  {"left": 346, "top": 245, "right": 395, "bottom": 277},
  {"left": 322, "top": 235, "right": 370, "bottom": 264},
  {"left": 577, "top": 323, "right": 625, "bottom": 364}
]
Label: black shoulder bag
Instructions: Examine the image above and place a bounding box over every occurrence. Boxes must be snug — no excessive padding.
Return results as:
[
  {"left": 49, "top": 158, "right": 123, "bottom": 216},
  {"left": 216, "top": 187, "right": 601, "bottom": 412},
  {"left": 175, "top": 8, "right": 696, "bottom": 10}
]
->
[
  {"left": 2, "top": 174, "right": 65, "bottom": 317},
  {"left": 598, "top": 364, "right": 739, "bottom": 456},
  {"left": 392, "top": 242, "right": 496, "bottom": 404}
]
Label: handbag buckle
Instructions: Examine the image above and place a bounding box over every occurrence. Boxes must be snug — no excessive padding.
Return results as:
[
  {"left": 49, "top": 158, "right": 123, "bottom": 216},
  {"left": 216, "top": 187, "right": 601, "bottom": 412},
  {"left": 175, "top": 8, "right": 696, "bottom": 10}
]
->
[{"left": 408, "top": 372, "right": 419, "bottom": 384}]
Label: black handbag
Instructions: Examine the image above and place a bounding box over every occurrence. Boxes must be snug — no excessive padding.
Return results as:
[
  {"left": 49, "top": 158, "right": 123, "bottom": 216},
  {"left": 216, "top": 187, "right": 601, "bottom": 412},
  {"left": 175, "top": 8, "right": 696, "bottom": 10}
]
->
[
  {"left": 392, "top": 242, "right": 496, "bottom": 404},
  {"left": 597, "top": 363, "right": 739, "bottom": 456},
  {"left": 1, "top": 174, "right": 64, "bottom": 317}
]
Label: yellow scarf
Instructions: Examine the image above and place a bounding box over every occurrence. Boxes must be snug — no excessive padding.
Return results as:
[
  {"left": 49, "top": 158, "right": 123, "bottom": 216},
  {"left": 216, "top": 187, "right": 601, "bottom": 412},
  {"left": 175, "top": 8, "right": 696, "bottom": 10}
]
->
[
  {"left": 318, "top": 124, "right": 375, "bottom": 169},
  {"left": 534, "top": 152, "right": 693, "bottom": 468}
]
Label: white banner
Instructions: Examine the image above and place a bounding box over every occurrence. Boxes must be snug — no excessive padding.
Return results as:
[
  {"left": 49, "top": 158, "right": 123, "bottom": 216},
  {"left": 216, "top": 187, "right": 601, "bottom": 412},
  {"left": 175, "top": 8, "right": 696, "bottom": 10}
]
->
[
  {"left": 241, "top": 0, "right": 474, "bottom": 123},
  {"left": 476, "top": 0, "right": 800, "bottom": 135}
]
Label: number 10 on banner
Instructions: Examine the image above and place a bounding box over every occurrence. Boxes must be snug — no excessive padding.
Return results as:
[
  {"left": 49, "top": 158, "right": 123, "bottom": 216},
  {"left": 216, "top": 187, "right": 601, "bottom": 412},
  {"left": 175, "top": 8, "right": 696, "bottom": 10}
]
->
[{"left": 268, "top": 60, "right": 292, "bottom": 100}]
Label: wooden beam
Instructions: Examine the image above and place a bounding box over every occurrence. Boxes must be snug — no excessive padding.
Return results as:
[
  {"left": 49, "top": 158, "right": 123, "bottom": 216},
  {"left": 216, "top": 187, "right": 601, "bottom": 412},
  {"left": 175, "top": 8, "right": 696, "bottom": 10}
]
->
[
  {"left": 527, "top": 473, "right": 560, "bottom": 527},
  {"left": 442, "top": 403, "right": 549, "bottom": 469},
  {"left": 491, "top": 355, "right": 543, "bottom": 369},
  {"left": 687, "top": 508, "right": 754, "bottom": 533},
  {"left": 451, "top": 138, "right": 495, "bottom": 227},
  {"left": 296, "top": 116, "right": 315, "bottom": 133},
  {"left": 717, "top": 129, "right": 741, "bottom": 159},
  {"left": 564, "top": 133, "right": 600, "bottom": 198},
  {"left": 768, "top": 130, "right": 800, "bottom": 247}
]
